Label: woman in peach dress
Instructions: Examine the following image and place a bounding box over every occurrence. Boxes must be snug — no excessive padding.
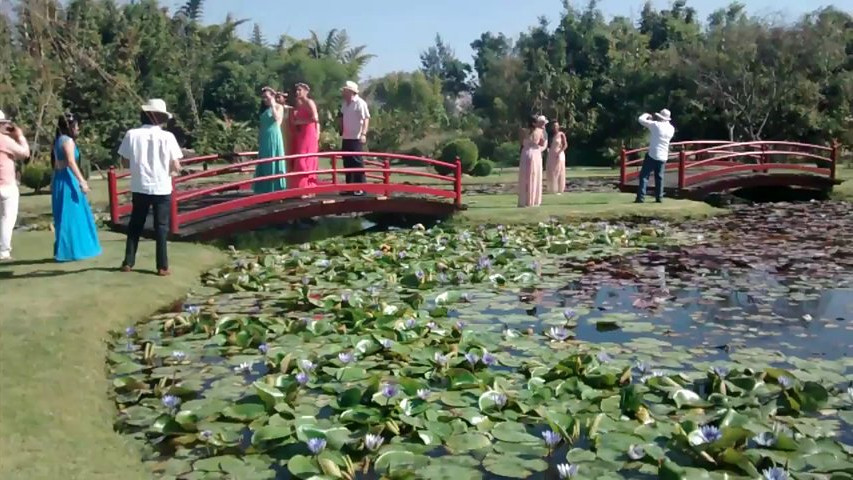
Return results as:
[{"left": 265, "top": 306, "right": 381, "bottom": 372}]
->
[
  {"left": 517, "top": 115, "right": 547, "bottom": 207},
  {"left": 545, "top": 120, "right": 568, "bottom": 194},
  {"left": 289, "top": 82, "right": 320, "bottom": 196}
]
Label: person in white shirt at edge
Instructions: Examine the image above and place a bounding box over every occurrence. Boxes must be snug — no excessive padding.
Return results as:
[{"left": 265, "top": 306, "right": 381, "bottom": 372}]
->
[
  {"left": 0, "top": 109, "right": 30, "bottom": 261},
  {"left": 118, "top": 99, "right": 183, "bottom": 276},
  {"left": 635, "top": 108, "right": 675, "bottom": 203},
  {"left": 339, "top": 81, "right": 370, "bottom": 196}
]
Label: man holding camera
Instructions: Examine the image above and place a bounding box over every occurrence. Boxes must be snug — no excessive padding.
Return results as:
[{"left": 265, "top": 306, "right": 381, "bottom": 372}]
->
[{"left": 0, "top": 110, "right": 30, "bottom": 261}]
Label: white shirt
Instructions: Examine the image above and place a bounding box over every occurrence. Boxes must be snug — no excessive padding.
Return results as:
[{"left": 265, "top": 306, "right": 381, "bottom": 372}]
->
[
  {"left": 118, "top": 125, "right": 183, "bottom": 195},
  {"left": 341, "top": 96, "right": 370, "bottom": 140},
  {"left": 638, "top": 114, "right": 675, "bottom": 162}
]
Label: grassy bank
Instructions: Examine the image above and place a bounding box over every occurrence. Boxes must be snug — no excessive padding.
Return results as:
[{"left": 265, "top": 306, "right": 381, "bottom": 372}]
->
[
  {"left": 458, "top": 192, "right": 723, "bottom": 224},
  {"left": 0, "top": 224, "right": 224, "bottom": 478}
]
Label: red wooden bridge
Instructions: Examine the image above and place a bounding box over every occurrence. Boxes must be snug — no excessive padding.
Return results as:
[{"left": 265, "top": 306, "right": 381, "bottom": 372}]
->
[
  {"left": 619, "top": 140, "right": 841, "bottom": 199},
  {"left": 107, "top": 152, "right": 463, "bottom": 240}
]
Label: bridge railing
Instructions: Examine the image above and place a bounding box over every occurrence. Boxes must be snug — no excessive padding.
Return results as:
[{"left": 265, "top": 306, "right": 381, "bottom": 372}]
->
[
  {"left": 619, "top": 140, "right": 840, "bottom": 192},
  {"left": 108, "top": 151, "right": 463, "bottom": 234}
]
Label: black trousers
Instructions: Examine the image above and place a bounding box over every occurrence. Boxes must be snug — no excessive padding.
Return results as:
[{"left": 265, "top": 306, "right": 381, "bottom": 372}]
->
[
  {"left": 123, "top": 193, "right": 170, "bottom": 271},
  {"left": 341, "top": 139, "right": 365, "bottom": 184}
]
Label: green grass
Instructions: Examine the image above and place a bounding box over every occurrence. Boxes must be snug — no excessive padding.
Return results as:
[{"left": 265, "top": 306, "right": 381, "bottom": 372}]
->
[
  {"left": 457, "top": 192, "right": 723, "bottom": 224},
  {"left": 831, "top": 165, "right": 853, "bottom": 201},
  {"left": 0, "top": 211, "right": 225, "bottom": 478}
]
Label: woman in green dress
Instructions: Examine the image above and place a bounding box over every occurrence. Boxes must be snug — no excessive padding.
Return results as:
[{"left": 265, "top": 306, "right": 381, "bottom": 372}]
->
[{"left": 254, "top": 87, "right": 287, "bottom": 193}]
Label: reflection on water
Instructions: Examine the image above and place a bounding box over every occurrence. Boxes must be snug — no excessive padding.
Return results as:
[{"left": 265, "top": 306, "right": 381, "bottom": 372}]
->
[{"left": 210, "top": 217, "right": 377, "bottom": 250}]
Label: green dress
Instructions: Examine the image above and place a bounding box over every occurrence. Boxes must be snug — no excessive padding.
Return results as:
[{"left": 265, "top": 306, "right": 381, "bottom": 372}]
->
[{"left": 254, "top": 107, "right": 287, "bottom": 193}]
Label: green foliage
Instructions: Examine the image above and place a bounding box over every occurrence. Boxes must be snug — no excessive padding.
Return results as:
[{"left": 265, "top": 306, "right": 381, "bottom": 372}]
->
[
  {"left": 470, "top": 158, "right": 494, "bottom": 177},
  {"left": 493, "top": 142, "right": 520, "bottom": 167},
  {"left": 20, "top": 164, "right": 52, "bottom": 193},
  {"left": 436, "top": 138, "right": 478, "bottom": 175}
]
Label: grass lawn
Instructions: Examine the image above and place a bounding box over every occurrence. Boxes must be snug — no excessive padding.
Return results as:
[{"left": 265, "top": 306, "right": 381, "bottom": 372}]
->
[
  {"left": 457, "top": 192, "right": 723, "bottom": 224},
  {"left": 831, "top": 165, "right": 853, "bottom": 201},
  {"left": 0, "top": 224, "right": 225, "bottom": 478}
]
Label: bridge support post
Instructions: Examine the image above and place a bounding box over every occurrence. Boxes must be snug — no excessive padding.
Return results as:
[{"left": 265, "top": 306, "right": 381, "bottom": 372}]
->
[
  {"left": 830, "top": 141, "right": 839, "bottom": 182},
  {"left": 169, "top": 177, "right": 179, "bottom": 235},
  {"left": 108, "top": 166, "right": 119, "bottom": 224},
  {"left": 619, "top": 146, "right": 627, "bottom": 189},
  {"left": 454, "top": 157, "right": 462, "bottom": 208},
  {"left": 331, "top": 155, "right": 338, "bottom": 185},
  {"left": 678, "top": 150, "right": 686, "bottom": 193},
  {"left": 383, "top": 158, "right": 391, "bottom": 196}
]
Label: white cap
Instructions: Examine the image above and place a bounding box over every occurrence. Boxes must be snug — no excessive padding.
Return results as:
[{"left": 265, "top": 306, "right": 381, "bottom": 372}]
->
[
  {"left": 342, "top": 81, "right": 359, "bottom": 94},
  {"left": 141, "top": 99, "right": 173, "bottom": 119}
]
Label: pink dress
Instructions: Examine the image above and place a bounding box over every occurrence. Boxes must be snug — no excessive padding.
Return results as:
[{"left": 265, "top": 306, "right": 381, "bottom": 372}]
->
[
  {"left": 290, "top": 102, "right": 319, "bottom": 189},
  {"left": 545, "top": 133, "right": 566, "bottom": 194},
  {"left": 517, "top": 129, "right": 544, "bottom": 207}
]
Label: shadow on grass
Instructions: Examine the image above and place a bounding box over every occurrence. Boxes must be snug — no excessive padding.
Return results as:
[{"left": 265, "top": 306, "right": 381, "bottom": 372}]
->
[{"left": 0, "top": 265, "right": 160, "bottom": 279}]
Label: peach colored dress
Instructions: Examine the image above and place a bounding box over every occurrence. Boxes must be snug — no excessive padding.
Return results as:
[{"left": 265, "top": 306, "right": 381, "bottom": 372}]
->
[
  {"left": 517, "top": 129, "right": 544, "bottom": 207},
  {"left": 546, "top": 133, "right": 566, "bottom": 194}
]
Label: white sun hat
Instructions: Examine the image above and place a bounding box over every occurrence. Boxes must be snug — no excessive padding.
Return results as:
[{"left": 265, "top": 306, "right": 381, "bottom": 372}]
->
[
  {"left": 536, "top": 115, "right": 548, "bottom": 125},
  {"left": 655, "top": 108, "right": 672, "bottom": 122},
  {"left": 342, "top": 81, "right": 359, "bottom": 94},
  {"left": 0, "top": 109, "right": 9, "bottom": 123},
  {"left": 141, "top": 99, "right": 173, "bottom": 119}
]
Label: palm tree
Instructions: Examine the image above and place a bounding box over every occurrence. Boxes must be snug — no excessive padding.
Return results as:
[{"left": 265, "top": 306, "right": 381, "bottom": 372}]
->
[{"left": 307, "top": 29, "right": 375, "bottom": 75}]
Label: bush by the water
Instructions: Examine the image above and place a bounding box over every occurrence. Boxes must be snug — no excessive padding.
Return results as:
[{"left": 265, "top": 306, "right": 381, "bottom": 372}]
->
[
  {"left": 493, "top": 141, "right": 520, "bottom": 166},
  {"left": 470, "top": 158, "right": 494, "bottom": 177},
  {"left": 435, "top": 138, "right": 478, "bottom": 175},
  {"left": 21, "top": 164, "right": 52, "bottom": 193}
]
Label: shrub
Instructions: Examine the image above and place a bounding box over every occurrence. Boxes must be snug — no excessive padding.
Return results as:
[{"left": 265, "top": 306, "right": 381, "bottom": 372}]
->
[
  {"left": 436, "top": 138, "right": 479, "bottom": 175},
  {"left": 21, "top": 164, "right": 52, "bottom": 193},
  {"left": 470, "top": 158, "right": 494, "bottom": 177},
  {"left": 493, "top": 141, "right": 520, "bottom": 166}
]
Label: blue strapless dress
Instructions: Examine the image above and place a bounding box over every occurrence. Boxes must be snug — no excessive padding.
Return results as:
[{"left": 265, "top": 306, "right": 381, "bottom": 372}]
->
[{"left": 52, "top": 136, "right": 102, "bottom": 262}]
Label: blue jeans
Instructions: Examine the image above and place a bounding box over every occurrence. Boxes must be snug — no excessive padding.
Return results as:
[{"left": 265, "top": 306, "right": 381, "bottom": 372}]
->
[{"left": 636, "top": 154, "right": 665, "bottom": 202}]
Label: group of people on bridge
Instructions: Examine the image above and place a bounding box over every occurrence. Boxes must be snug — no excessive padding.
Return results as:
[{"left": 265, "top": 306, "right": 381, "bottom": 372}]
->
[{"left": 515, "top": 108, "right": 674, "bottom": 207}]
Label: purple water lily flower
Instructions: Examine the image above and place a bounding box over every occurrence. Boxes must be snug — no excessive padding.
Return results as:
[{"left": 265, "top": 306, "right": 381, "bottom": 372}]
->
[
  {"left": 752, "top": 432, "right": 776, "bottom": 447},
  {"left": 433, "top": 352, "right": 449, "bottom": 367},
  {"left": 465, "top": 352, "right": 480, "bottom": 367},
  {"left": 258, "top": 343, "right": 269, "bottom": 354},
  {"left": 380, "top": 383, "right": 398, "bottom": 398},
  {"left": 711, "top": 366, "right": 730, "bottom": 378},
  {"left": 696, "top": 425, "right": 722, "bottom": 444},
  {"left": 307, "top": 437, "right": 326, "bottom": 455},
  {"left": 481, "top": 350, "right": 497, "bottom": 366},
  {"left": 477, "top": 256, "right": 491, "bottom": 270},
  {"left": 364, "top": 433, "right": 384, "bottom": 451},
  {"left": 171, "top": 350, "right": 187, "bottom": 362},
  {"left": 184, "top": 305, "right": 200, "bottom": 315},
  {"left": 338, "top": 352, "right": 353, "bottom": 364},
  {"left": 125, "top": 326, "right": 136, "bottom": 337},
  {"left": 597, "top": 351, "right": 612, "bottom": 363},
  {"left": 490, "top": 391, "right": 507, "bottom": 409},
  {"left": 373, "top": 250, "right": 383, "bottom": 258},
  {"left": 316, "top": 259, "right": 331, "bottom": 268},
  {"left": 161, "top": 395, "right": 181, "bottom": 410},
  {"left": 557, "top": 463, "right": 579, "bottom": 479},
  {"left": 627, "top": 444, "right": 645, "bottom": 460},
  {"left": 548, "top": 326, "right": 571, "bottom": 342},
  {"left": 778, "top": 376, "right": 794, "bottom": 390},
  {"left": 426, "top": 321, "right": 438, "bottom": 330},
  {"left": 563, "top": 309, "right": 577, "bottom": 321},
  {"left": 417, "top": 388, "right": 430, "bottom": 400},
  {"left": 199, "top": 430, "right": 213, "bottom": 441},
  {"left": 301, "top": 276, "right": 311, "bottom": 286},
  {"left": 380, "top": 338, "right": 393, "bottom": 349},
  {"left": 414, "top": 270, "right": 425, "bottom": 281},
  {"left": 762, "top": 467, "right": 788, "bottom": 480},
  {"left": 541, "top": 430, "right": 561, "bottom": 448},
  {"left": 404, "top": 318, "right": 417, "bottom": 330},
  {"left": 341, "top": 292, "right": 350, "bottom": 304},
  {"left": 295, "top": 371, "right": 309, "bottom": 385},
  {"left": 500, "top": 234, "right": 509, "bottom": 244},
  {"left": 234, "top": 362, "right": 253, "bottom": 374},
  {"left": 299, "top": 359, "right": 316, "bottom": 372},
  {"left": 398, "top": 251, "right": 407, "bottom": 259},
  {"left": 634, "top": 362, "right": 652, "bottom": 375},
  {"left": 455, "top": 320, "right": 466, "bottom": 330}
]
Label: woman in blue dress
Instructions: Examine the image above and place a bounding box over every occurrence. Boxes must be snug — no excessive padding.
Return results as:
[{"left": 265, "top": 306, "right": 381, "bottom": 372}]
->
[
  {"left": 253, "top": 86, "right": 287, "bottom": 193},
  {"left": 51, "top": 112, "right": 101, "bottom": 262}
]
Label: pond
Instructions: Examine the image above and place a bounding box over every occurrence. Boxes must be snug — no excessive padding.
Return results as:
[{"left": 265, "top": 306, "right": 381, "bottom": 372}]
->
[{"left": 109, "top": 201, "right": 853, "bottom": 480}]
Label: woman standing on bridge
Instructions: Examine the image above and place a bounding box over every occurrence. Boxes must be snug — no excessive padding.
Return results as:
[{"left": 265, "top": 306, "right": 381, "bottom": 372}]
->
[
  {"left": 517, "top": 115, "right": 547, "bottom": 207},
  {"left": 254, "top": 86, "right": 287, "bottom": 194},
  {"left": 289, "top": 82, "right": 320, "bottom": 195},
  {"left": 51, "top": 112, "right": 101, "bottom": 262}
]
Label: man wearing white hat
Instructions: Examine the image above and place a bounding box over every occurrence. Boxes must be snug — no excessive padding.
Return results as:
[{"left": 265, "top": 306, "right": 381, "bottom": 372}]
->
[
  {"left": 339, "top": 80, "right": 370, "bottom": 195},
  {"left": 636, "top": 108, "right": 675, "bottom": 203},
  {"left": 0, "top": 109, "right": 30, "bottom": 261},
  {"left": 118, "top": 99, "right": 183, "bottom": 276}
]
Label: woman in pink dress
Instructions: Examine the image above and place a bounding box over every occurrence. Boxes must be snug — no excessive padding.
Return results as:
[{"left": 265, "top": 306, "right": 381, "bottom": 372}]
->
[
  {"left": 545, "top": 120, "right": 568, "bottom": 194},
  {"left": 290, "top": 82, "right": 320, "bottom": 196},
  {"left": 517, "top": 115, "right": 547, "bottom": 207}
]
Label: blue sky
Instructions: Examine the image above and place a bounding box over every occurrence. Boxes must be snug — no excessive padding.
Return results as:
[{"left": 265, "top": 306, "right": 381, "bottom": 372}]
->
[{"left": 180, "top": 0, "right": 853, "bottom": 79}]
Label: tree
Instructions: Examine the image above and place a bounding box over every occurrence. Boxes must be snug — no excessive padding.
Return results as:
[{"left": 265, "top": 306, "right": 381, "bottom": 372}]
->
[
  {"left": 251, "top": 23, "right": 265, "bottom": 47},
  {"left": 420, "top": 34, "right": 471, "bottom": 96}
]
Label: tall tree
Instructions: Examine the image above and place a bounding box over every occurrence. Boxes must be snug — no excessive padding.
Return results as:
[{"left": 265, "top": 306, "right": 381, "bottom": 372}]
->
[{"left": 420, "top": 34, "right": 471, "bottom": 96}]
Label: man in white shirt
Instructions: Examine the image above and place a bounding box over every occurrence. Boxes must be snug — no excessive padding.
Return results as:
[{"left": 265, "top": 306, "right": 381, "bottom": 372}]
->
[
  {"left": 118, "top": 99, "right": 183, "bottom": 276},
  {"left": 339, "top": 81, "right": 370, "bottom": 196},
  {"left": 635, "top": 108, "right": 675, "bottom": 203}
]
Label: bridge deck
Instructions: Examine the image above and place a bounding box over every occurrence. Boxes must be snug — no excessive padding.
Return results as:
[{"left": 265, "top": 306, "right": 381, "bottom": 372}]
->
[{"left": 620, "top": 170, "right": 839, "bottom": 199}]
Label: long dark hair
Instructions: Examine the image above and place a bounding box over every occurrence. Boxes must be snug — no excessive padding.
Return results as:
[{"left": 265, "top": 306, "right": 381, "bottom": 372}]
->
[{"left": 51, "top": 112, "right": 79, "bottom": 168}]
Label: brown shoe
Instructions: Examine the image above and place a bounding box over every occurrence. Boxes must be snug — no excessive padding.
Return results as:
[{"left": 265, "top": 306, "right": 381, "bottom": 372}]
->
[
  {"left": 120, "top": 265, "right": 132, "bottom": 272},
  {"left": 157, "top": 269, "right": 171, "bottom": 277}
]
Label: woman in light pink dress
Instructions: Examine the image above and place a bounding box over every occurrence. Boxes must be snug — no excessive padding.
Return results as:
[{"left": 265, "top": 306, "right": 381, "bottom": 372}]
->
[
  {"left": 289, "top": 82, "right": 320, "bottom": 196},
  {"left": 545, "top": 120, "right": 568, "bottom": 194},
  {"left": 517, "top": 115, "right": 547, "bottom": 207}
]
